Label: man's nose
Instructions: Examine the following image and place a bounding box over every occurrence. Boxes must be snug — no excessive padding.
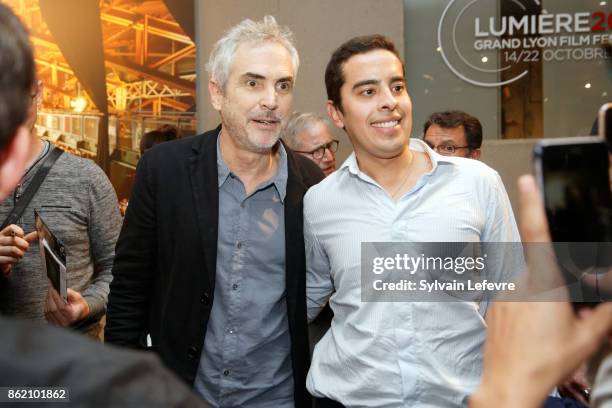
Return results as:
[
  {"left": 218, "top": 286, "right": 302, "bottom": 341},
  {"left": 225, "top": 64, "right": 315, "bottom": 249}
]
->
[
  {"left": 322, "top": 147, "right": 334, "bottom": 162},
  {"left": 378, "top": 87, "right": 398, "bottom": 111},
  {"left": 260, "top": 86, "right": 278, "bottom": 110}
]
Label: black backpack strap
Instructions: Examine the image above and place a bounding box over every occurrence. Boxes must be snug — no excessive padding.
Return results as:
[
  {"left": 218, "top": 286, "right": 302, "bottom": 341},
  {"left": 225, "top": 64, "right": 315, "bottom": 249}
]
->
[{"left": 1, "top": 147, "right": 64, "bottom": 230}]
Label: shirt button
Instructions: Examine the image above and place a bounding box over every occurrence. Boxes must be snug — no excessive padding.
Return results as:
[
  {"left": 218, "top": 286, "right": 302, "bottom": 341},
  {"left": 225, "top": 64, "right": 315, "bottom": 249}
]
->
[
  {"left": 223, "top": 369, "right": 230, "bottom": 376},
  {"left": 187, "top": 346, "right": 198, "bottom": 359},
  {"left": 232, "top": 283, "right": 238, "bottom": 290},
  {"left": 236, "top": 242, "right": 242, "bottom": 249},
  {"left": 240, "top": 202, "right": 245, "bottom": 208}
]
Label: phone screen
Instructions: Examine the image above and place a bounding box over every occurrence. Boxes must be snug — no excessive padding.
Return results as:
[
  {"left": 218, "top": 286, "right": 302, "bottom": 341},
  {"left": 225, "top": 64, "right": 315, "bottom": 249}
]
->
[
  {"left": 535, "top": 139, "right": 612, "bottom": 304},
  {"left": 539, "top": 141, "right": 612, "bottom": 242}
]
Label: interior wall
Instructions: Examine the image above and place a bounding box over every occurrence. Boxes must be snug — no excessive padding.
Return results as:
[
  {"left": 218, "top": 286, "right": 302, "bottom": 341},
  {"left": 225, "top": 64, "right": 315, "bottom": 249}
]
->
[
  {"left": 480, "top": 138, "right": 538, "bottom": 225},
  {"left": 195, "top": 0, "right": 404, "bottom": 164},
  {"left": 542, "top": 0, "right": 611, "bottom": 138},
  {"left": 403, "top": 0, "right": 500, "bottom": 143}
]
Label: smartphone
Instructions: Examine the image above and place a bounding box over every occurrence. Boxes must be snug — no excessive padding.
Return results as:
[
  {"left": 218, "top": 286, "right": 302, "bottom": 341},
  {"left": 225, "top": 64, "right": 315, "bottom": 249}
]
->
[
  {"left": 534, "top": 137, "right": 612, "bottom": 304},
  {"left": 599, "top": 102, "right": 612, "bottom": 152},
  {"left": 534, "top": 137, "right": 612, "bottom": 242}
]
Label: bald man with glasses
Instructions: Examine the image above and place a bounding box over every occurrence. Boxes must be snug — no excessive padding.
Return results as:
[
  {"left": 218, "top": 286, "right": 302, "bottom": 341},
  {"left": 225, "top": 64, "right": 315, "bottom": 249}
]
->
[{"left": 283, "top": 112, "right": 339, "bottom": 176}]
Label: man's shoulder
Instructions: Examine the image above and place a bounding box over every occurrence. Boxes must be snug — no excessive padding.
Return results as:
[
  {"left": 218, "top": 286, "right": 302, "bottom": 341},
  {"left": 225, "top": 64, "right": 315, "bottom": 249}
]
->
[
  {"left": 52, "top": 149, "right": 105, "bottom": 179},
  {"left": 304, "top": 167, "right": 347, "bottom": 207},
  {"left": 287, "top": 150, "right": 325, "bottom": 187},
  {"left": 435, "top": 157, "right": 511, "bottom": 212},
  {"left": 139, "top": 129, "right": 218, "bottom": 170},
  {"left": 46, "top": 150, "right": 115, "bottom": 204},
  {"left": 144, "top": 133, "right": 204, "bottom": 159},
  {"left": 438, "top": 155, "right": 501, "bottom": 186}
]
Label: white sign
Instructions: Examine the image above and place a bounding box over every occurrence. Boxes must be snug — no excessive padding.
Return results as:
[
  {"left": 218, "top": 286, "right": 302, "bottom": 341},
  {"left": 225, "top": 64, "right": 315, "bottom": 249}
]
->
[{"left": 438, "top": 0, "right": 611, "bottom": 87}]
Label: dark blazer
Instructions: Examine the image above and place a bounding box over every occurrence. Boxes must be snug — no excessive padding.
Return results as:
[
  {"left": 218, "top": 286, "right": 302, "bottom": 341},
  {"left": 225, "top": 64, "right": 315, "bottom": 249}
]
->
[{"left": 105, "top": 126, "right": 324, "bottom": 408}]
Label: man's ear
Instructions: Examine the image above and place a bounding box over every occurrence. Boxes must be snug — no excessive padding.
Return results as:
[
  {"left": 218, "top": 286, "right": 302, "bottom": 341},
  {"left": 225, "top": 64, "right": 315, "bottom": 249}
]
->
[
  {"left": 208, "top": 80, "right": 223, "bottom": 111},
  {"left": 470, "top": 148, "right": 481, "bottom": 160},
  {"left": 0, "top": 125, "right": 30, "bottom": 200},
  {"left": 326, "top": 100, "right": 345, "bottom": 129}
]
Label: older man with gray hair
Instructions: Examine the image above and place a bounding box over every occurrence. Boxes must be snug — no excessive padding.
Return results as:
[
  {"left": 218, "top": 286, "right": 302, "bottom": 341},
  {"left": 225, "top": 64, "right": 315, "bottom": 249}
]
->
[
  {"left": 284, "top": 112, "right": 338, "bottom": 176},
  {"left": 105, "top": 15, "right": 322, "bottom": 408}
]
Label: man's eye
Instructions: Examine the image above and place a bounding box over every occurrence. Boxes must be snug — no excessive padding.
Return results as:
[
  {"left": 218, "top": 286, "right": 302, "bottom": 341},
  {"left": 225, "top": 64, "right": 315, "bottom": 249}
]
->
[
  {"left": 442, "top": 145, "right": 455, "bottom": 152},
  {"left": 361, "top": 88, "right": 375, "bottom": 96},
  {"left": 247, "top": 80, "right": 258, "bottom": 87},
  {"left": 392, "top": 84, "right": 405, "bottom": 93},
  {"left": 277, "top": 81, "right": 292, "bottom": 92}
]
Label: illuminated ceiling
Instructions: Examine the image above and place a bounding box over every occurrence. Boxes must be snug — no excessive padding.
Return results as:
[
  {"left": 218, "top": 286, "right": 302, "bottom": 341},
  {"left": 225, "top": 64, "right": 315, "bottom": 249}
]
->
[{"left": 7, "top": 0, "right": 196, "bottom": 115}]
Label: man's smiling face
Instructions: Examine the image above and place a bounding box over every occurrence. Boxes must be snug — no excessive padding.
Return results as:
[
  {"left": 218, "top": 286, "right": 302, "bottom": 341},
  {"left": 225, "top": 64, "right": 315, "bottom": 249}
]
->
[{"left": 327, "top": 49, "right": 412, "bottom": 161}]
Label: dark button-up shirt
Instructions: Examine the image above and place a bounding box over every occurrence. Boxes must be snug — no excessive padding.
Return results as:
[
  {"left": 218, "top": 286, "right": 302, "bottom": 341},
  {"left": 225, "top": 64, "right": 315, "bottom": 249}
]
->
[{"left": 194, "top": 139, "right": 293, "bottom": 407}]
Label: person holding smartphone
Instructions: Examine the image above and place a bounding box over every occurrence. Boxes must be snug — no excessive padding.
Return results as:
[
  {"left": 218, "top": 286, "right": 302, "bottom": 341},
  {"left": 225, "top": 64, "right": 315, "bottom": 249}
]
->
[{"left": 471, "top": 160, "right": 612, "bottom": 408}]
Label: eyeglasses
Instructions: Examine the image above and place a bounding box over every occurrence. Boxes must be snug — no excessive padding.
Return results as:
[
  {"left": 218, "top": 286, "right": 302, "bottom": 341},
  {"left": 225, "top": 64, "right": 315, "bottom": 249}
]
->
[
  {"left": 424, "top": 141, "right": 471, "bottom": 156},
  {"left": 294, "top": 139, "right": 339, "bottom": 160}
]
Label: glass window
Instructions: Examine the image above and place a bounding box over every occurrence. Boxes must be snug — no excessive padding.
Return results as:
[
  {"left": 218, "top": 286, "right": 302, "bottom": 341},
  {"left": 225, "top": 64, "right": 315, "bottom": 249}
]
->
[{"left": 405, "top": 0, "right": 611, "bottom": 140}]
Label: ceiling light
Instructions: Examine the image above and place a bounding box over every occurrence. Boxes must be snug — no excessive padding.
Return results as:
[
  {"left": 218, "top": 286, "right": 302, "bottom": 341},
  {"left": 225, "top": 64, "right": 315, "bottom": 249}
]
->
[{"left": 71, "top": 97, "right": 87, "bottom": 113}]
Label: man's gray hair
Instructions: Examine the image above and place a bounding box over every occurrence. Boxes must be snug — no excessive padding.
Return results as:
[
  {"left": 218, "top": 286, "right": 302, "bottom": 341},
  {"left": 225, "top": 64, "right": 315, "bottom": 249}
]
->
[
  {"left": 206, "top": 15, "right": 299, "bottom": 89},
  {"left": 282, "top": 111, "right": 330, "bottom": 150}
]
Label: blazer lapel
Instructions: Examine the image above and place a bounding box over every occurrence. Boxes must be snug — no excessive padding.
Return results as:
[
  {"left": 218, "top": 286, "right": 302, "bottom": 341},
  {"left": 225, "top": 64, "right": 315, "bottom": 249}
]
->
[
  {"left": 284, "top": 149, "right": 308, "bottom": 334},
  {"left": 188, "top": 126, "right": 221, "bottom": 292}
]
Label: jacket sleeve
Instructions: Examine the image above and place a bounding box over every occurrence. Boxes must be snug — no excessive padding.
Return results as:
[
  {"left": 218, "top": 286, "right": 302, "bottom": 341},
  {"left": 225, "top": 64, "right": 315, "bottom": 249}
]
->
[{"left": 105, "top": 152, "right": 157, "bottom": 347}]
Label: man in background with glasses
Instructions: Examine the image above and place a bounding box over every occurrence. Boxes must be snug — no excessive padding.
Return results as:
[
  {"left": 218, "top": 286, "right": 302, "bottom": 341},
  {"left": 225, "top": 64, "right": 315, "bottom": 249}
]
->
[
  {"left": 283, "top": 111, "right": 338, "bottom": 351},
  {"left": 283, "top": 112, "right": 338, "bottom": 176},
  {"left": 423, "top": 110, "right": 482, "bottom": 159}
]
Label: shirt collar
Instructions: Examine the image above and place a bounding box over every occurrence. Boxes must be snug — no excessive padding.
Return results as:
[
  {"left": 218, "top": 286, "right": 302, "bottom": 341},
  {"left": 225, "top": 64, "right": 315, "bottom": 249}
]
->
[
  {"left": 216, "top": 134, "right": 288, "bottom": 202},
  {"left": 340, "top": 138, "right": 456, "bottom": 178}
]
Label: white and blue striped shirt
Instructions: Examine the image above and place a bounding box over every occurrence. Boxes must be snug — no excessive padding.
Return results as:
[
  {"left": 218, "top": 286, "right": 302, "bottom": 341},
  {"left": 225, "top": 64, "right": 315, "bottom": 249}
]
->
[{"left": 304, "top": 139, "right": 520, "bottom": 407}]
